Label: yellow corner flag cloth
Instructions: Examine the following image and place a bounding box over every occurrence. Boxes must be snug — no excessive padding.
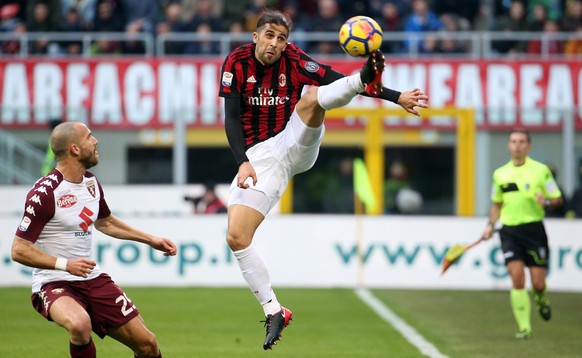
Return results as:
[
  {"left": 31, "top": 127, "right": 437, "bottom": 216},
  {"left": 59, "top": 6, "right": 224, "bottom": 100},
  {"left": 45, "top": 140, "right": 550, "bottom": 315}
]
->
[{"left": 353, "top": 158, "right": 376, "bottom": 212}]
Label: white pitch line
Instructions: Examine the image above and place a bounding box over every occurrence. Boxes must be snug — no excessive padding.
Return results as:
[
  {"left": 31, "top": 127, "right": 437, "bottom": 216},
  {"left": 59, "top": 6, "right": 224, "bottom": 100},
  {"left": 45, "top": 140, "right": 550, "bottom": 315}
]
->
[{"left": 355, "top": 288, "right": 449, "bottom": 358}]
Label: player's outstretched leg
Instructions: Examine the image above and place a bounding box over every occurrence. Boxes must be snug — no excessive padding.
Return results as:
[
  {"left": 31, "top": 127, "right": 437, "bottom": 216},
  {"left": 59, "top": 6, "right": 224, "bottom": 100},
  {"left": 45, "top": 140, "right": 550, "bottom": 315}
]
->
[
  {"left": 360, "top": 50, "right": 385, "bottom": 97},
  {"left": 262, "top": 306, "right": 293, "bottom": 350}
]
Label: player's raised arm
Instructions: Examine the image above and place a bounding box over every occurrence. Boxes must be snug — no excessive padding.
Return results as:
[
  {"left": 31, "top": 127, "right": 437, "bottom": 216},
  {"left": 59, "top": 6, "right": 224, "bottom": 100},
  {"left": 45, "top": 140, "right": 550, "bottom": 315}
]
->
[{"left": 94, "top": 214, "right": 177, "bottom": 256}]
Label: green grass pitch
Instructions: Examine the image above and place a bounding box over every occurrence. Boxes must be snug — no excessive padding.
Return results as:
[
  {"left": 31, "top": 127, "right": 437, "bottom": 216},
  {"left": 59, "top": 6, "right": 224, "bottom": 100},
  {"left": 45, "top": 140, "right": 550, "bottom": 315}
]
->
[{"left": 1, "top": 287, "right": 581, "bottom": 357}]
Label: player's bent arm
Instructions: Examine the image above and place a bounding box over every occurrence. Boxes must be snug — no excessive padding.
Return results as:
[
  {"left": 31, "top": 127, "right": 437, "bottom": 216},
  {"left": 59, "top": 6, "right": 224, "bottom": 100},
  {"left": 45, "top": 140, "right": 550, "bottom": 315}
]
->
[
  {"left": 11, "top": 236, "right": 96, "bottom": 277},
  {"left": 95, "top": 215, "right": 177, "bottom": 256},
  {"left": 224, "top": 96, "right": 248, "bottom": 166},
  {"left": 482, "top": 202, "right": 502, "bottom": 240}
]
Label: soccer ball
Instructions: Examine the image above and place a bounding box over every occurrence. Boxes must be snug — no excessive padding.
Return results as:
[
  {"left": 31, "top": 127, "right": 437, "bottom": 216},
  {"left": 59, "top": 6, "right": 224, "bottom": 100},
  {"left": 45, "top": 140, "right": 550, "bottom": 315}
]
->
[
  {"left": 338, "top": 16, "right": 383, "bottom": 57},
  {"left": 395, "top": 189, "right": 423, "bottom": 214}
]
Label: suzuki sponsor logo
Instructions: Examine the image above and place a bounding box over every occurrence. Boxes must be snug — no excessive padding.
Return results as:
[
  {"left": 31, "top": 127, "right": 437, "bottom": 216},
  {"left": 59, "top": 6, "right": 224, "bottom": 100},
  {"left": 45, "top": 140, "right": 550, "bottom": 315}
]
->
[{"left": 57, "top": 194, "right": 78, "bottom": 208}]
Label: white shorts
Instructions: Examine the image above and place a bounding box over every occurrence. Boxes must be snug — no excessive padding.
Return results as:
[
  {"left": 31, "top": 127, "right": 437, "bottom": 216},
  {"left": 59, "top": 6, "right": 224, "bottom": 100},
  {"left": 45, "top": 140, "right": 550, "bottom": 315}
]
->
[{"left": 229, "top": 110, "right": 325, "bottom": 216}]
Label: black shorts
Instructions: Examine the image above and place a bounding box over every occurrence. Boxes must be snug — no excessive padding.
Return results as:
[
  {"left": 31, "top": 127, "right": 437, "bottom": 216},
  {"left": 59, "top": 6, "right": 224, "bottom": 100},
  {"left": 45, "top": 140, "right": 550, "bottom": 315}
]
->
[{"left": 499, "top": 221, "right": 549, "bottom": 268}]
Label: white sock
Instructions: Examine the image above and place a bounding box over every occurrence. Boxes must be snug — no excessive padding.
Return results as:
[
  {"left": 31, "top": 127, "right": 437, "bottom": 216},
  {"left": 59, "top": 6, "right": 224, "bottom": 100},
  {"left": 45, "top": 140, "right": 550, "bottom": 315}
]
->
[
  {"left": 233, "top": 243, "right": 281, "bottom": 316},
  {"left": 317, "top": 74, "right": 364, "bottom": 110}
]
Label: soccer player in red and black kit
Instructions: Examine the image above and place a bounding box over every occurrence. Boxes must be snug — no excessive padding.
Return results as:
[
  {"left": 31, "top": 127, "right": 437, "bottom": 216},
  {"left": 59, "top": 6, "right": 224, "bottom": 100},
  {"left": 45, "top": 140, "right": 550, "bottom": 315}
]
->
[
  {"left": 11, "top": 121, "right": 177, "bottom": 357},
  {"left": 219, "top": 10, "right": 428, "bottom": 350}
]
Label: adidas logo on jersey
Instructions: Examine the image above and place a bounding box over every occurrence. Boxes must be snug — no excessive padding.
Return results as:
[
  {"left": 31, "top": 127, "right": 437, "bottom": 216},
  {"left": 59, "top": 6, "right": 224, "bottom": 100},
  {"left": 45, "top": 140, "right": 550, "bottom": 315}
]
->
[{"left": 247, "top": 75, "right": 257, "bottom": 83}]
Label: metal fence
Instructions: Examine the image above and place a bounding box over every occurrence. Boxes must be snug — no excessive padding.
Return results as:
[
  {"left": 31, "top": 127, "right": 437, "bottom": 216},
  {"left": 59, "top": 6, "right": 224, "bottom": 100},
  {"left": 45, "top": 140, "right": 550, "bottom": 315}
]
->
[{"left": 0, "top": 31, "right": 580, "bottom": 59}]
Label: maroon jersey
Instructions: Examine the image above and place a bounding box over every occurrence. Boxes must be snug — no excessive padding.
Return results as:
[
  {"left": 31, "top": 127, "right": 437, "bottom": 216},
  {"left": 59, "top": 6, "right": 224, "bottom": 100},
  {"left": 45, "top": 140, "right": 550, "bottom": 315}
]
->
[{"left": 219, "top": 42, "right": 334, "bottom": 147}]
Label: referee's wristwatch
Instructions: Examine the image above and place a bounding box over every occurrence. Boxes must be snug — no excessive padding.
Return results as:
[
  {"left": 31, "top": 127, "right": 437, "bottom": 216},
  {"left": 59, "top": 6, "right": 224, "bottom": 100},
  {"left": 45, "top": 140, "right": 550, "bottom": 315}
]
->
[{"left": 544, "top": 199, "right": 551, "bottom": 208}]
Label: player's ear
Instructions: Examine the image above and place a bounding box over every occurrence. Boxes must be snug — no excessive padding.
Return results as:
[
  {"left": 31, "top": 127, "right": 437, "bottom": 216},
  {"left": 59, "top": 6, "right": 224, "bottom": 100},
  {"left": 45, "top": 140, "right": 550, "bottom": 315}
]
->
[
  {"left": 69, "top": 143, "right": 80, "bottom": 156},
  {"left": 252, "top": 32, "right": 259, "bottom": 44}
]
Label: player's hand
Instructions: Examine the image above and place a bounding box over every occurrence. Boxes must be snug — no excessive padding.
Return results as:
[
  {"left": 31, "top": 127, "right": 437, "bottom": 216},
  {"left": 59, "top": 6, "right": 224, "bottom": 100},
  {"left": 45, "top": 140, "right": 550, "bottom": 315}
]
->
[
  {"left": 535, "top": 192, "right": 546, "bottom": 206},
  {"left": 237, "top": 161, "right": 257, "bottom": 189},
  {"left": 67, "top": 258, "right": 97, "bottom": 278},
  {"left": 481, "top": 223, "right": 495, "bottom": 241},
  {"left": 398, "top": 88, "right": 429, "bottom": 116},
  {"left": 151, "top": 237, "right": 177, "bottom": 256}
]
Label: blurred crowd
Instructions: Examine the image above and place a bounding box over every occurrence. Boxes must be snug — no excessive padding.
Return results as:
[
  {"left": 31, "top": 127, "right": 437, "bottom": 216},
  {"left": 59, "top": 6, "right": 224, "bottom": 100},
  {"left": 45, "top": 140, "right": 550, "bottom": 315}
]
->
[{"left": 0, "top": 0, "right": 581, "bottom": 55}]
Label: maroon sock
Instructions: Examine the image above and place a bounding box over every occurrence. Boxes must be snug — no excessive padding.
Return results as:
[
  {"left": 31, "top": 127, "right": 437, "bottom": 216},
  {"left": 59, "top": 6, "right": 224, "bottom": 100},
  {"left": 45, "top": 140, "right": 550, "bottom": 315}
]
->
[{"left": 70, "top": 338, "right": 96, "bottom": 358}]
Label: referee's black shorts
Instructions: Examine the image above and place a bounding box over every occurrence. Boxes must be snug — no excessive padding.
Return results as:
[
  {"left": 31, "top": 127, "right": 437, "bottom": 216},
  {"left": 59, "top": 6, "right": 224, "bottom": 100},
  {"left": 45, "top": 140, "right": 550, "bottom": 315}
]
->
[{"left": 499, "top": 221, "right": 549, "bottom": 268}]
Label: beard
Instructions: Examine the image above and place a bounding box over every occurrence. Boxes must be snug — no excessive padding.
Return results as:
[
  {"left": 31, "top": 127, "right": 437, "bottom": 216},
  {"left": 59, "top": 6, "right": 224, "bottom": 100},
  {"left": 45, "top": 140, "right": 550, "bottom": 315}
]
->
[{"left": 79, "top": 148, "right": 99, "bottom": 169}]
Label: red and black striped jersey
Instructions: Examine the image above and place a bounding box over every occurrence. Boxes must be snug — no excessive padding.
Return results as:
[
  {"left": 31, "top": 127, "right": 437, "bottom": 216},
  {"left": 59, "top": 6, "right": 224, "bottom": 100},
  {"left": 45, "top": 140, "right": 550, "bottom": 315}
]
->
[{"left": 219, "top": 42, "right": 334, "bottom": 147}]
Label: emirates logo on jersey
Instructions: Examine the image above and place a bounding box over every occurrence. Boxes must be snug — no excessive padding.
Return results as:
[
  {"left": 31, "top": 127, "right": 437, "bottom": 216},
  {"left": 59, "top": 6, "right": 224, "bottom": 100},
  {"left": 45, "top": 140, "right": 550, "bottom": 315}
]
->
[{"left": 57, "top": 194, "right": 78, "bottom": 208}]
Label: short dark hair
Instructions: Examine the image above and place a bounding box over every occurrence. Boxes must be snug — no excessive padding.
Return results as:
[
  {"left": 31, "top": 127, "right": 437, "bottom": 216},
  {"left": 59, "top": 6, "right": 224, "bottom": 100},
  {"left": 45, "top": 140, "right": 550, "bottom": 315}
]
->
[
  {"left": 256, "top": 10, "right": 292, "bottom": 34},
  {"left": 509, "top": 127, "right": 531, "bottom": 143}
]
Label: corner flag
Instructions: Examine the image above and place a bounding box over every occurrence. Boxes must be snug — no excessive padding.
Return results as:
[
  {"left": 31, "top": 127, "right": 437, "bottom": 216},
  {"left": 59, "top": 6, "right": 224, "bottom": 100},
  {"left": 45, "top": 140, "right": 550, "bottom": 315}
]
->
[{"left": 353, "top": 158, "right": 377, "bottom": 212}]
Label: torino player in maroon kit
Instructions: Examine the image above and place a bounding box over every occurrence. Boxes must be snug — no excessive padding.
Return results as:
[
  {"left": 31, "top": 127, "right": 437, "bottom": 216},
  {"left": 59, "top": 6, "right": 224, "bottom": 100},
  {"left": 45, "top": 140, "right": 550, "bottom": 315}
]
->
[
  {"left": 11, "top": 122, "right": 177, "bottom": 358},
  {"left": 219, "top": 10, "right": 428, "bottom": 350}
]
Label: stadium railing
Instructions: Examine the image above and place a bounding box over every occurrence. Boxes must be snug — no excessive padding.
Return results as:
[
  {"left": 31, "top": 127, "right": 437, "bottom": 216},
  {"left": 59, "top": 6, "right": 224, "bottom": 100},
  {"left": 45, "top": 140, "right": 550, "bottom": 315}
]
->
[{"left": 0, "top": 31, "right": 580, "bottom": 58}]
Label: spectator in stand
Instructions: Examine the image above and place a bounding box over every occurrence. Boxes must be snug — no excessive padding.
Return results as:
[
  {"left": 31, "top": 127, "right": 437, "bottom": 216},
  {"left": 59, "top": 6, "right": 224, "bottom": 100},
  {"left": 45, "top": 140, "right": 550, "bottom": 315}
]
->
[
  {"left": 305, "top": 0, "right": 345, "bottom": 54},
  {"left": 528, "top": 0, "right": 561, "bottom": 20},
  {"left": 221, "top": 0, "right": 250, "bottom": 31},
  {"left": 122, "top": 0, "right": 158, "bottom": 35},
  {"left": 384, "top": 161, "right": 411, "bottom": 214},
  {"left": 438, "top": 13, "right": 469, "bottom": 54},
  {"left": 187, "top": 0, "right": 222, "bottom": 32},
  {"left": 156, "top": 2, "right": 188, "bottom": 54},
  {"left": 493, "top": 0, "right": 528, "bottom": 54},
  {"left": 433, "top": 0, "right": 479, "bottom": 26},
  {"left": 184, "top": 21, "right": 219, "bottom": 54},
  {"left": 527, "top": 3, "right": 550, "bottom": 31},
  {"left": 27, "top": 0, "right": 61, "bottom": 31},
  {"left": 322, "top": 157, "right": 355, "bottom": 214},
  {"left": 402, "top": 0, "right": 444, "bottom": 53},
  {"left": 336, "top": 0, "right": 369, "bottom": 20},
  {"left": 123, "top": 18, "right": 147, "bottom": 54},
  {"left": 564, "top": 23, "right": 582, "bottom": 56},
  {"left": 27, "top": 2, "right": 61, "bottom": 54},
  {"left": 161, "top": 2, "right": 188, "bottom": 32},
  {"left": 0, "top": 2, "right": 22, "bottom": 32},
  {"left": 90, "top": 36, "right": 121, "bottom": 54},
  {"left": 27, "top": 2, "right": 59, "bottom": 32},
  {"left": 473, "top": 1, "right": 495, "bottom": 31},
  {"left": 184, "top": 183, "right": 227, "bottom": 214},
  {"left": 369, "top": 0, "right": 411, "bottom": 20},
  {"left": 60, "top": 8, "right": 85, "bottom": 55},
  {"left": 562, "top": 0, "right": 582, "bottom": 32},
  {"left": 92, "top": 0, "right": 125, "bottom": 32},
  {"left": 242, "top": 0, "right": 280, "bottom": 32},
  {"left": 180, "top": 0, "right": 223, "bottom": 24},
  {"left": 1, "top": 22, "right": 26, "bottom": 55},
  {"left": 281, "top": 1, "right": 309, "bottom": 49},
  {"left": 92, "top": 0, "right": 124, "bottom": 55},
  {"left": 60, "top": 0, "right": 97, "bottom": 29},
  {"left": 526, "top": 19, "right": 564, "bottom": 54},
  {"left": 376, "top": 1, "right": 404, "bottom": 53},
  {"left": 227, "top": 21, "right": 246, "bottom": 51}
]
